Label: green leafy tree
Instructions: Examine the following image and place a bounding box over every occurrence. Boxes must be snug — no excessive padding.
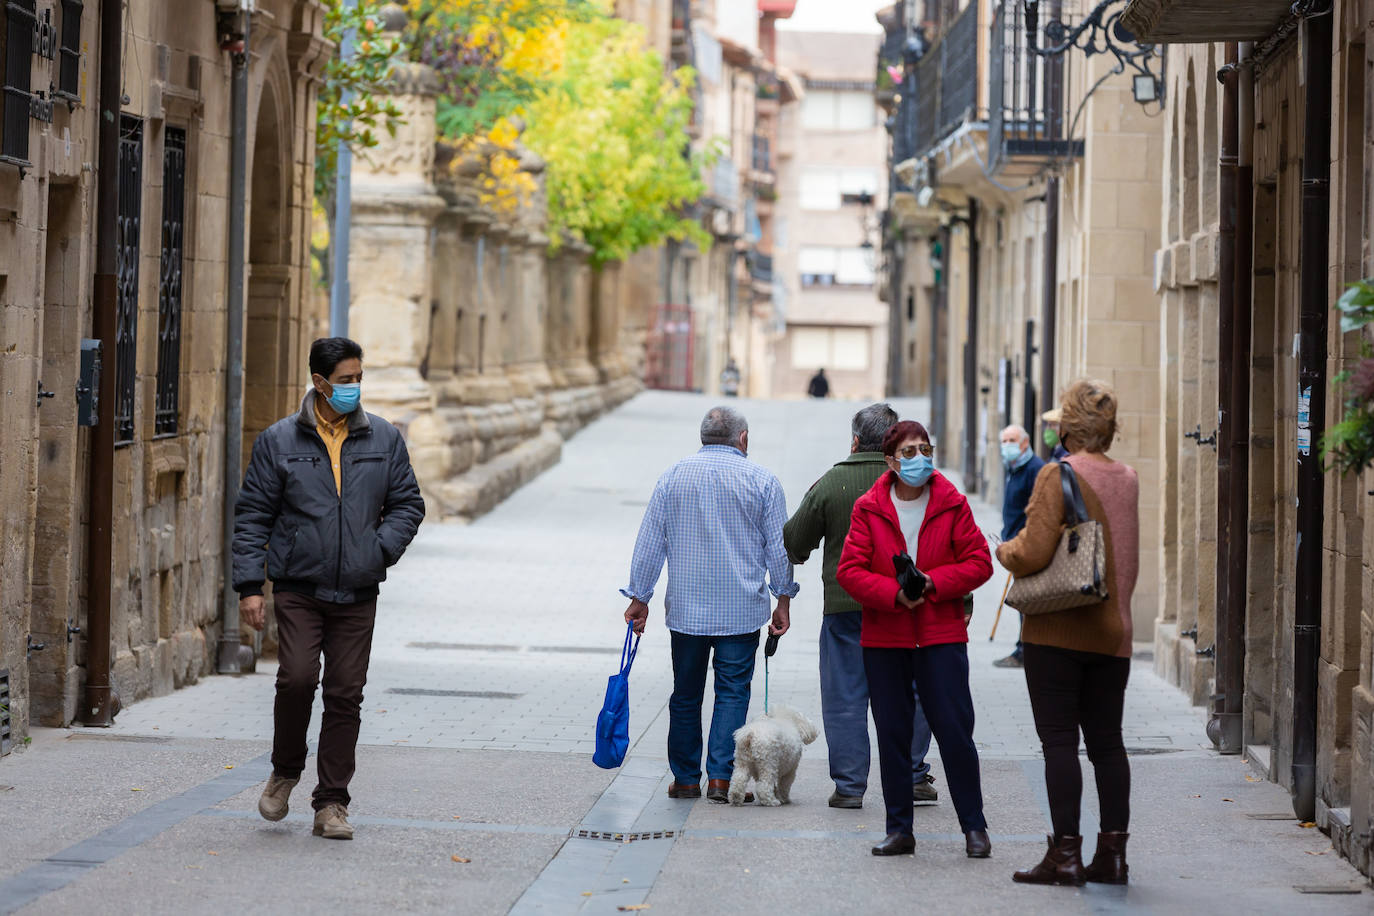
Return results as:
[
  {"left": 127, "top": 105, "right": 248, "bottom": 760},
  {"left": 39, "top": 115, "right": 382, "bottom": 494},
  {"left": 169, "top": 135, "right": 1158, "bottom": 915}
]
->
[
  {"left": 1321, "top": 279, "right": 1374, "bottom": 475},
  {"left": 520, "top": 16, "right": 711, "bottom": 267}
]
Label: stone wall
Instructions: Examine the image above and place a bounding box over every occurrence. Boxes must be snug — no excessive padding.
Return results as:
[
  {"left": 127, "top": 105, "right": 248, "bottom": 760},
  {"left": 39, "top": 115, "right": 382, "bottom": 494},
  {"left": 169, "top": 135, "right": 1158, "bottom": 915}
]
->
[
  {"left": 347, "top": 58, "right": 643, "bottom": 522},
  {"left": 0, "top": 0, "right": 326, "bottom": 737}
]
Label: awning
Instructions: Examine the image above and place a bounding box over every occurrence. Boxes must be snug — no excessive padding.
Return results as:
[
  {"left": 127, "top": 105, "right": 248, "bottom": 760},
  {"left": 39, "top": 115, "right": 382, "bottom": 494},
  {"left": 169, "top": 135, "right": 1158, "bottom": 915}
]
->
[{"left": 1121, "top": 0, "right": 1293, "bottom": 42}]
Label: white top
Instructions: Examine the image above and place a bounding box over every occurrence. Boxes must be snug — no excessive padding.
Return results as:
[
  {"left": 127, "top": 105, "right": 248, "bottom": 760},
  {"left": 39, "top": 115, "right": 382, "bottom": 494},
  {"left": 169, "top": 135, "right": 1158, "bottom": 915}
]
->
[{"left": 890, "top": 484, "right": 930, "bottom": 559}]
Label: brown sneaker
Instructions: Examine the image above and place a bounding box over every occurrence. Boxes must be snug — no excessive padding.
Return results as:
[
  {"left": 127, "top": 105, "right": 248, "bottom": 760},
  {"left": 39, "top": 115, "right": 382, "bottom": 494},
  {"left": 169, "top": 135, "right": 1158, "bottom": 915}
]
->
[
  {"left": 312, "top": 803, "right": 354, "bottom": 840},
  {"left": 257, "top": 774, "right": 299, "bottom": 822}
]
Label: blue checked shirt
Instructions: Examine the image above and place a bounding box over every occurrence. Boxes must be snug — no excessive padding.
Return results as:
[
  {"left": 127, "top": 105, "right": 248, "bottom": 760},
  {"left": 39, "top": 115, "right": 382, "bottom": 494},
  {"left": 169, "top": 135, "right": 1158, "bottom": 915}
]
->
[{"left": 622, "top": 445, "right": 799, "bottom": 636}]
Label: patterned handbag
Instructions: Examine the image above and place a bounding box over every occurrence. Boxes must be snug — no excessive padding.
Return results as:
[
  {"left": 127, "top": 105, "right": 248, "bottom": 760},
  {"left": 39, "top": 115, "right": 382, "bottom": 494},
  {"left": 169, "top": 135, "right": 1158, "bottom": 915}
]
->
[{"left": 1004, "top": 462, "right": 1110, "bottom": 616}]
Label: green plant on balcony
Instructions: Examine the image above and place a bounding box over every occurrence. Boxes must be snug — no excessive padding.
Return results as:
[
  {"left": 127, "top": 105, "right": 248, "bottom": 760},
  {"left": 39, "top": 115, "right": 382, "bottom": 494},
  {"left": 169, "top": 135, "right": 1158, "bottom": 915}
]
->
[{"left": 1321, "top": 278, "right": 1374, "bottom": 476}]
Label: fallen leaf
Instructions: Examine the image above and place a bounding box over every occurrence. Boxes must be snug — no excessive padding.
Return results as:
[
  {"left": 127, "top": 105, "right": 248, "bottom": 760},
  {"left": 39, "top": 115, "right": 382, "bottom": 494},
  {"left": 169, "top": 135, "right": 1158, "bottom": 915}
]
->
[
  {"left": 131, "top": 788, "right": 144, "bottom": 792},
  {"left": 1244, "top": 775, "right": 1259, "bottom": 782},
  {"left": 1300, "top": 821, "right": 1317, "bottom": 828},
  {"left": 1222, "top": 798, "right": 1235, "bottom": 803},
  {"left": 452, "top": 815, "right": 462, "bottom": 820},
  {"left": 581, "top": 892, "right": 593, "bottom": 897},
  {"left": 207, "top": 851, "right": 219, "bottom": 856},
  {"left": 622, "top": 879, "right": 630, "bottom": 884},
  {"left": 1305, "top": 849, "right": 1329, "bottom": 855},
  {"left": 451, "top": 855, "right": 471, "bottom": 863},
  {"left": 617, "top": 907, "right": 651, "bottom": 912},
  {"left": 223, "top": 765, "right": 234, "bottom": 770},
  {"left": 1190, "top": 795, "right": 1202, "bottom": 798}
]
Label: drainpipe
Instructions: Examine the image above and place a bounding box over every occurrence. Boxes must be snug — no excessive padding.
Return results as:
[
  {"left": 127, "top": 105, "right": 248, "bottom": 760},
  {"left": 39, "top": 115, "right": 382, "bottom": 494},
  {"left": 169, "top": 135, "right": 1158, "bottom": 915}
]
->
[
  {"left": 1227, "top": 39, "right": 1255, "bottom": 754},
  {"left": 329, "top": 0, "right": 357, "bottom": 336},
  {"left": 82, "top": 0, "right": 124, "bottom": 726},
  {"left": 1038, "top": 176, "right": 1059, "bottom": 457},
  {"left": 1209, "top": 43, "right": 1241, "bottom": 753},
  {"left": 931, "top": 225, "right": 949, "bottom": 445},
  {"left": 961, "top": 201, "right": 980, "bottom": 492},
  {"left": 1292, "top": 7, "right": 1331, "bottom": 823},
  {"left": 218, "top": 6, "right": 255, "bottom": 675}
]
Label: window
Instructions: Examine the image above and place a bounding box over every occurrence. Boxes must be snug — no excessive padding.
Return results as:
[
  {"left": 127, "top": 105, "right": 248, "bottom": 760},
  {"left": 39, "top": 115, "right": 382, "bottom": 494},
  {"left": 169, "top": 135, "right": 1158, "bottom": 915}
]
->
[
  {"left": 800, "top": 167, "right": 879, "bottom": 210},
  {"left": 155, "top": 127, "right": 186, "bottom": 437},
  {"left": 115, "top": 116, "right": 143, "bottom": 447},
  {"left": 800, "top": 246, "right": 875, "bottom": 287},
  {"left": 801, "top": 89, "right": 877, "bottom": 131},
  {"left": 790, "top": 327, "right": 871, "bottom": 372},
  {"left": 55, "top": 0, "right": 81, "bottom": 103},
  {"left": 1, "top": 0, "right": 37, "bottom": 166}
]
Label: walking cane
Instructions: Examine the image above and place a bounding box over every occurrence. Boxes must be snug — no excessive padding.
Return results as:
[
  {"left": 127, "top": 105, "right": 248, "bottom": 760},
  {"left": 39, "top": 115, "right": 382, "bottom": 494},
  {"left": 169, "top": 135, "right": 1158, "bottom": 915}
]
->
[{"left": 989, "top": 572, "right": 1013, "bottom": 641}]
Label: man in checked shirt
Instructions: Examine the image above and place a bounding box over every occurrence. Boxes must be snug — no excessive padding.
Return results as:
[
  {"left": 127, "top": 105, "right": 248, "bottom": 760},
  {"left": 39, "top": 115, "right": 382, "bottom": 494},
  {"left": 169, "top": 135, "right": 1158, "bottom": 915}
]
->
[{"left": 622, "top": 406, "right": 798, "bottom": 803}]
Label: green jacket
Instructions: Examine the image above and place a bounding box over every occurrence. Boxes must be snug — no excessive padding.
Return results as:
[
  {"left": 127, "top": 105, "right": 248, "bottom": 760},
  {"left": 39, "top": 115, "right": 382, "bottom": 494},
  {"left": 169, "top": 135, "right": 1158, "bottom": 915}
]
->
[{"left": 783, "top": 452, "right": 889, "bottom": 615}]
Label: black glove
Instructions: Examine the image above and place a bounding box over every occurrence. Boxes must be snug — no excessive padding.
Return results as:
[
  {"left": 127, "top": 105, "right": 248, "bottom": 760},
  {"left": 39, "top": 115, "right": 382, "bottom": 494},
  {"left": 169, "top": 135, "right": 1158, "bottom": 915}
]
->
[
  {"left": 892, "top": 552, "right": 928, "bottom": 601},
  {"left": 765, "top": 632, "right": 780, "bottom": 657}
]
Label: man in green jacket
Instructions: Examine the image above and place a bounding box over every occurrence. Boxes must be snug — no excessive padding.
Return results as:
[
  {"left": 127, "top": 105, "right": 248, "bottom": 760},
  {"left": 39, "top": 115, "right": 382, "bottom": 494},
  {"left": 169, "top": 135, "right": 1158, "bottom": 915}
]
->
[{"left": 783, "top": 403, "right": 937, "bottom": 809}]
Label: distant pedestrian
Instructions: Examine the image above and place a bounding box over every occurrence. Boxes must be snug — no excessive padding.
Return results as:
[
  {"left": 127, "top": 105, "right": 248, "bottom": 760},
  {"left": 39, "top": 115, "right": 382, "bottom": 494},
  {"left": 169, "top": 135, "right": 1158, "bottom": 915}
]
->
[
  {"left": 808, "top": 368, "right": 830, "bottom": 398},
  {"left": 622, "top": 406, "right": 797, "bottom": 803},
  {"left": 999, "top": 379, "right": 1138, "bottom": 886},
  {"left": 783, "top": 403, "right": 939, "bottom": 810},
  {"left": 836, "top": 421, "right": 994, "bottom": 859},
  {"left": 1042, "top": 408, "right": 1070, "bottom": 460},
  {"left": 992, "top": 424, "right": 1044, "bottom": 669},
  {"left": 721, "top": 358, "right": 741, "bottom": 398},
  {"left": 234, "top": 337, "right": 426, "bottom": 841}
]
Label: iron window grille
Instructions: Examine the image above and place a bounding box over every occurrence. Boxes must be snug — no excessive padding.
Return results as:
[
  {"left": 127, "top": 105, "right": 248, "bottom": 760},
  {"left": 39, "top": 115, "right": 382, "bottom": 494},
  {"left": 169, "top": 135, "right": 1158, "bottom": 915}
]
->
[
  {"left": 155, "top": 127, "right": 186, "bottom": 437},
  {"left": 0, "top": 668, "right": 11, "bottom": 756},
  {"left": 115, "top": 116, "right": 143, "bottom": 447},
  {"left": 2, "top": 0, "right": 37, "bottom": 168},
  {"left": 55, "top": 0, "right": 80, "bottom": 104}
]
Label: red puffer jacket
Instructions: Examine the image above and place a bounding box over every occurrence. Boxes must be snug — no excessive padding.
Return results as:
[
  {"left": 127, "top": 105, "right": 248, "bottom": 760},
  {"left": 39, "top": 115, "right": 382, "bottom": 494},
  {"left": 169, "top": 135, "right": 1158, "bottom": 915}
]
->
[{"left": 836, "top": 470, "right": 993, "bottom": 648}]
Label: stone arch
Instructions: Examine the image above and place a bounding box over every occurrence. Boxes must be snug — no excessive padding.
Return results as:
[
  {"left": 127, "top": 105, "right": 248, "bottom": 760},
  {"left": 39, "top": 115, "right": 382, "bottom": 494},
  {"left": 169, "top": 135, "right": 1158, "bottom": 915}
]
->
[
  {"left": 1182, "top": 58, "right": 1200, "bottom": 239},
  {"left": 242, "top": 52, "right": 298, "bottom": 471}
]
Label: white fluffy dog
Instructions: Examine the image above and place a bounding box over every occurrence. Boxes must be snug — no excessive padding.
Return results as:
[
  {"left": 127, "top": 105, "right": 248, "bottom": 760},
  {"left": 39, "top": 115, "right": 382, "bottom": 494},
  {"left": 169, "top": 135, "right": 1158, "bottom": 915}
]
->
[{"left": 727, "top": 705, "right": 819, "bottom": 807}]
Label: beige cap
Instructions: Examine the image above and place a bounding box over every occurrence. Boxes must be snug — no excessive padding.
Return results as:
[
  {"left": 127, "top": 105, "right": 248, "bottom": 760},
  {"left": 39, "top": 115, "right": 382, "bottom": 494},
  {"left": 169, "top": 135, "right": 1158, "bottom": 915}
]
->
[{"left": 1041, "top": 408, "right": 1062, "bottom": 424}]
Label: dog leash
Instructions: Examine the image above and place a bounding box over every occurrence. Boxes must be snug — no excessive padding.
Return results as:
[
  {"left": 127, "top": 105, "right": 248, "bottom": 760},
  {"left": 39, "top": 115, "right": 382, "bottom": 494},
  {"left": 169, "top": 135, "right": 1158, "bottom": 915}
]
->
[{"left": 764, "top": 631, "right": 780, "bottom": 715}]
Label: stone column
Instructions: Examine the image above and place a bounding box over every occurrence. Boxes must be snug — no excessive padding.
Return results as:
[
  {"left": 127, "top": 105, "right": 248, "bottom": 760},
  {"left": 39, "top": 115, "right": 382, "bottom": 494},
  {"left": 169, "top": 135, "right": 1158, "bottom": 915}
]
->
[{"left": 347, "top": 52, "right": 444, "bottom": 482}]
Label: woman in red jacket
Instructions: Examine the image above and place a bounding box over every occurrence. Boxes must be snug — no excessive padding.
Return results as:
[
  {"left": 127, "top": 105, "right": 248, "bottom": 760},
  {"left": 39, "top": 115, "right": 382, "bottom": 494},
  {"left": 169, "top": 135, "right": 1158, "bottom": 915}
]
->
[{"left": 837, "top": 420, "right": 994, "bottom": 859}]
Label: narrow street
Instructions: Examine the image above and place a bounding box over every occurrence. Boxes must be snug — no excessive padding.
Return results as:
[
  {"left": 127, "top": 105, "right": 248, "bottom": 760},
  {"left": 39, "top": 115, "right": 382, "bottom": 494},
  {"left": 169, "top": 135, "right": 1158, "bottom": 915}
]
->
[{"left": 0, "top": 392, "right": 1367, "bottom": 914}]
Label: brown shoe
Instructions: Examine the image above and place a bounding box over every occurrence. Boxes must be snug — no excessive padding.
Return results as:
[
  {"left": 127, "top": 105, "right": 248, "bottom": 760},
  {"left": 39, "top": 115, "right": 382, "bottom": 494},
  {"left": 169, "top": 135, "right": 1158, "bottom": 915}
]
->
[
  {"left": 312, "top": 803, "right": 354, "bottom": 840},
  {"left": 257, "top": 774, "right": 299, "bottom": 822},
  {"left": 1085, "top": 831, "right": 1129, "bottom": 884},
  {"left": 706, "top": 779, "right": 751, "bottom": 804},
  {"left": 1012, "top": 835, "right": 1086, "bottom": 886},
  {"left": 667, "top": 782, "right": 701, "bottom": 799}
]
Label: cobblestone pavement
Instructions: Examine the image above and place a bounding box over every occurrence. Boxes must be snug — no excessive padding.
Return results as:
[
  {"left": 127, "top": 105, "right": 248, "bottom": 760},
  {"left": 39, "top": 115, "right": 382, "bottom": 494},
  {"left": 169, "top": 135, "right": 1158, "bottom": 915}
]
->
[{"left": 1, "top": 392, "right": 1369, "bottom": 914}]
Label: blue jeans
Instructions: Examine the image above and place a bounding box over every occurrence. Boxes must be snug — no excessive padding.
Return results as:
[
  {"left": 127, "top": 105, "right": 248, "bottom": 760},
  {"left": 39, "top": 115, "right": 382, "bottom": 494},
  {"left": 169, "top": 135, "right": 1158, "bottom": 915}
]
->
[
  {"left": 668, "top": 630, "right": 760, "bottom": 783},
  {"left": 819, "top": 611, "right": 931, "bottom": 797}
]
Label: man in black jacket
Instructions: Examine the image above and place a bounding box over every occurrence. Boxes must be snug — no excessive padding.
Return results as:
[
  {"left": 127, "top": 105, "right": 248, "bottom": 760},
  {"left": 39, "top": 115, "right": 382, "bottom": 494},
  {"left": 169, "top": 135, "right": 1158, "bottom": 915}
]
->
[{"left": 234, "top": 337, "right": 425, "bottom": 840}]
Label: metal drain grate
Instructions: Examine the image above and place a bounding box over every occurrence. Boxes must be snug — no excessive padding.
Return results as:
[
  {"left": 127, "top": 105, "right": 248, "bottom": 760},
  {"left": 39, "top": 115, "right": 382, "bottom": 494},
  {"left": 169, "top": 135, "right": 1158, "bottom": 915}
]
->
[
  {"left": 572, "top": 828, "right": 677, "bottom": 843},
  {"left": 386, "top": 688, "right": 523, "bottom": 699},
  {"left": 0, "top": 669, "right": 10, "bottom": 756}
]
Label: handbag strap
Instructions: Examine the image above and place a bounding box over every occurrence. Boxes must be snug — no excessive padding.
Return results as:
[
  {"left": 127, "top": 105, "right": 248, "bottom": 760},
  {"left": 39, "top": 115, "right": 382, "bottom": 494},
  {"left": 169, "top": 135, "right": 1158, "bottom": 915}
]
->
[
  {"left": 1058, "top": 462, "right": 1090, "bottom": 527},
  {"left": 620, "top": 621, "right": 641, "bottom": 675}
]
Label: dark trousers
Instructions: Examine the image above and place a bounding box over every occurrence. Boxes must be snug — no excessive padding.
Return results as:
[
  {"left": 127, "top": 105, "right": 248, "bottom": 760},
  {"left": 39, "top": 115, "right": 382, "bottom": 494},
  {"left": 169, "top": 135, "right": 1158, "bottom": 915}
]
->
[
  {"left": 668, "top": 630, "right": 759, "bottom": 783},
  {"left": 819, "top": 612, "right": 931, "bottom": 797},
  {"left": 272, "top": 590, "right": 378, "bottom": 811},
  {"left": 864, "top": 643, "right": 987, "bottom": 836},
  {"left": 1022, "top": 643, "right": 1131, "bottom": 837}
]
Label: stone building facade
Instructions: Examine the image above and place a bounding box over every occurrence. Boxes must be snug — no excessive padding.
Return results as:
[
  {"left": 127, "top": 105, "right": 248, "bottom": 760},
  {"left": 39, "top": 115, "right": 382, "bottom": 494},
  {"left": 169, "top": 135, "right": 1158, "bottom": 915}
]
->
[
  {"left": 877, "top": 0, "right": 1164, "bottom": 637},
  {"left": 0, "top": 0, "right": 327, "bottom": 745},
  {"left": 1125, "top": 0, "right": 1374, "bottom": 880}
]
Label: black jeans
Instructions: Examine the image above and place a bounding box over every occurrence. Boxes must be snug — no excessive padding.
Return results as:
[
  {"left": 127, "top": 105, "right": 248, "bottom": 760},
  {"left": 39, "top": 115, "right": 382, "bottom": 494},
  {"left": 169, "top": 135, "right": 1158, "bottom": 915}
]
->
[
  {"left": 272, "top": 591, "right": 378, "bottom": 811},
  {"left": 864, "top": 643, "right": 988, "bottom": 836},
  {"left": 1022, "top": 642, "right": 1131, "bottom": 837}
]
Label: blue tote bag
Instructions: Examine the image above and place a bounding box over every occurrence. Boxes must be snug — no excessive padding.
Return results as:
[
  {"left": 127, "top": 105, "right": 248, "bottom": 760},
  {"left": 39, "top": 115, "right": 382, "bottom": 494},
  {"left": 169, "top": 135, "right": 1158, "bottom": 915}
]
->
[{"left": 593, "top": 622, "right": 641, "bottom": 769}]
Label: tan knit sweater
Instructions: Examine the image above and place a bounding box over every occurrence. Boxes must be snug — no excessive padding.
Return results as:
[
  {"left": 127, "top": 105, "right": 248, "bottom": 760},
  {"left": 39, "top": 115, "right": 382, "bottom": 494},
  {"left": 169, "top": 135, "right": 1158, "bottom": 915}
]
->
[{"left": 996, "top": 455, "right": 1139, "bottom": 658}]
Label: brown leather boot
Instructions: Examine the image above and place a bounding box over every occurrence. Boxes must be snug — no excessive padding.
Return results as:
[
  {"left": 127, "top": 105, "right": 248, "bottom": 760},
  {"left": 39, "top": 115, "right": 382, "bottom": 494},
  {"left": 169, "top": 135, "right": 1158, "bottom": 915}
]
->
[
  {"left": 1012, "top": 835, "right": 1087, "bottom": 886},
  {"left": 1085, "top": 831, "right": 1129, "bottom": 884}
]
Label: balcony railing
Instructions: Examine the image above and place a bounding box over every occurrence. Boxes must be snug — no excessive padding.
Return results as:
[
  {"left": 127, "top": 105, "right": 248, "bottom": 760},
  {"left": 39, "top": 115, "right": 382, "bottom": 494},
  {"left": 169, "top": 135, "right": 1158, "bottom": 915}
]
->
[
  {"left": 751, "top": 133, "right": 771, "bottom": 173},
  {"left": 750, "top": 252, "right": 773, "bottom": 285},
  {"left": 910, "top": 2, "right": 983, "bottom": 160},
  {"left": 988, "top": 0, "right": 1084, "bottom": 175}
]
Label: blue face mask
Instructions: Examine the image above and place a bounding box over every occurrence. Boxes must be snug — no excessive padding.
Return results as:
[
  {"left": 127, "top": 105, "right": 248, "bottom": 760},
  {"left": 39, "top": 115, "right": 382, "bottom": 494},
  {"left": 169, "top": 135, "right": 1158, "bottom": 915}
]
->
[
  {"left": 1000, "top": 442, "right": 1022, "bottom": 465},
  {"left": 325, "top": 382, "right": 361, "bottom": 414},
  {"left": 897, "top": 454, "right": 934, "bottom": 487}
]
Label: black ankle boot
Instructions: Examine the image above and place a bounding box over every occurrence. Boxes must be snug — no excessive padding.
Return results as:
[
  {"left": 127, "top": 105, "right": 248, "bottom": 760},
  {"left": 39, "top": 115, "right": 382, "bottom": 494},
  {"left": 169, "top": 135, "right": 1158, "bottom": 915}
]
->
[
  {"left": 1085, "top": 831, "right": 1129, "bottom": 884},
  {"left": 1012, "top": 834, "right": 1086, "bottom": 886}
]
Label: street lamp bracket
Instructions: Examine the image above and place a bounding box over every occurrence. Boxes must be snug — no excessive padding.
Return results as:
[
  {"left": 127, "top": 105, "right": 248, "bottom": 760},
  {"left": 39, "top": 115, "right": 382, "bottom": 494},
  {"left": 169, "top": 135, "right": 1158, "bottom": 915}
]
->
[{"left": 1021, "top": 0, "right": 1163, "bottom": 107}]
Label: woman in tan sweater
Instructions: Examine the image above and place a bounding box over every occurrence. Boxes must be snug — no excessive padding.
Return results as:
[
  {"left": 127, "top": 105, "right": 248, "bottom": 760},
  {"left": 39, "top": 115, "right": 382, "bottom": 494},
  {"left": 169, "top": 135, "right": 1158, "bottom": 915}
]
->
[{"left": 996, "top": 379, "right": 1139, "bottom": 888}]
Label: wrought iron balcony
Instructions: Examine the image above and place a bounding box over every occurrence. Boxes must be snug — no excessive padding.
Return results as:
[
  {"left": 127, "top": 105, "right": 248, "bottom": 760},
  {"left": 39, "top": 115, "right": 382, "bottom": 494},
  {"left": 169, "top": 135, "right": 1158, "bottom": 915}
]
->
[
  {"left": 909, "top": 2, "right": 983, "bottom": 161},
  {"left": 750, "top": 252, "right": 773, "bottom": 285},
  {"left": 987, "top": 1, "right": 1085, "bottom": 177}
]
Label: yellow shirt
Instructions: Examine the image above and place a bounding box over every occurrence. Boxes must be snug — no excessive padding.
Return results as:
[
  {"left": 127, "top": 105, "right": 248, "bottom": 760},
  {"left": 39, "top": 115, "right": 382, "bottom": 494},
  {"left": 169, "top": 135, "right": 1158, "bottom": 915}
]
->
[{"left": 314, "top": 403, "right": 349, "bottom": 496}]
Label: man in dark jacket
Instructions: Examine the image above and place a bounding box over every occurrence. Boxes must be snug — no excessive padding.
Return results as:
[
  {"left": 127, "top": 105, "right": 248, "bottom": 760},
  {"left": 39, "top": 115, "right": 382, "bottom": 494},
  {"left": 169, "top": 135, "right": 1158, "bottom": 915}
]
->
[
  {"left": 783, "top": 404, "right": 937, "bottom": 809},
  {"left": 807, "top": 368, "right": 830, "bottom": 398},
  {"left": 234, "top": 337, "right": 425, "bottom": 840},
  {"left": 993, "top": 423, "right": 1044, "bottom": 668}
]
